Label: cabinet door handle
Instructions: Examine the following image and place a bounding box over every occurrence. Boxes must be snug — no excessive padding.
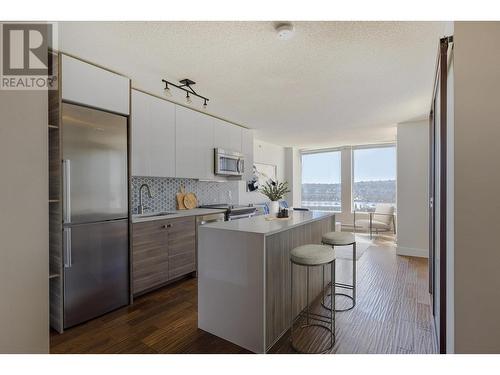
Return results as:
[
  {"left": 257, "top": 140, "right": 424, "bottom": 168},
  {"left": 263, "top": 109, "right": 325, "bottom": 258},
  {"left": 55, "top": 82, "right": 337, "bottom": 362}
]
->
[
  {"left": 64, "top": 228, "right": 72, "bottom": 268},
  {"left": 163, "top": 224, "right": 172, "bottom": 229},
  {"left": 62, "top": 159, "right": 71, "bottom": 224}
]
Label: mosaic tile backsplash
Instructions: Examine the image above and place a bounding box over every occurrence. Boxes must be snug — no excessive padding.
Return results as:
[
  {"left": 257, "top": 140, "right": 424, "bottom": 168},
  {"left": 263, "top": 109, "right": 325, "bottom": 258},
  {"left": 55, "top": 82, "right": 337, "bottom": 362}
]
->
[{"left": 131, "top": 176, "right": 240, "bottom": 214}]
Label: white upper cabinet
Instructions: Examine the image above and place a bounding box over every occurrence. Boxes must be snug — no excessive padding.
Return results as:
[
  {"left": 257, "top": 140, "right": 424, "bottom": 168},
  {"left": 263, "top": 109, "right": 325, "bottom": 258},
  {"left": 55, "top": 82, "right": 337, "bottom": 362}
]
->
[
  {"left": 131, "top": 90, "right": 176, "bottom": 177},
  {"left": 175, "top": 106, "right": 214, "bottom": 180},
  {"left": 149, "top": 95, "right": 176, "bottom": 177},
  {"left": 132, "top": 89, "right": 247, "bottom": 181},
  {"left": 131, "top": 90, "right": 150, "bottom": 176},
  {"left": 213, "top": 118, "right": 242, "bottom": 152},
  {"left": 61, "top": 54, "right": 130, "bottom": 115},
  {"left": 241, "top": 128, "right": 254, "bottom": 181}
]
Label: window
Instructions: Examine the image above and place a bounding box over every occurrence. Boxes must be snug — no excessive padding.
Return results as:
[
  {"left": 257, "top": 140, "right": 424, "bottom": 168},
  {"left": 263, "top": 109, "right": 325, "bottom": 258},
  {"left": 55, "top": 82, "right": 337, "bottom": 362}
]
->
[
  {"left": 301, "top": 151, "right": 341, "bottom": 212},
  {"left": 352, "top": 146, "right": 396, "bottom": 212}
]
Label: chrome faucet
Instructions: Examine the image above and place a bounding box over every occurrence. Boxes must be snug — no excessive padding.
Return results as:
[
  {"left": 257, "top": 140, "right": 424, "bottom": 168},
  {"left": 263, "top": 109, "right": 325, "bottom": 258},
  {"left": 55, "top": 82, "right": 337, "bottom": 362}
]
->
[{"left": 138, "top": 183, "right": 152, "bottom": 214}]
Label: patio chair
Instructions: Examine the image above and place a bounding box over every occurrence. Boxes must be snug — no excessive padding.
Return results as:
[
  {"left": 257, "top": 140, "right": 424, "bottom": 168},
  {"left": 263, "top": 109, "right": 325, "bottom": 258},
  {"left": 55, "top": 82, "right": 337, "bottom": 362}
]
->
[{"left": 354, "top": 203, "right": 396, "bottom": 239}]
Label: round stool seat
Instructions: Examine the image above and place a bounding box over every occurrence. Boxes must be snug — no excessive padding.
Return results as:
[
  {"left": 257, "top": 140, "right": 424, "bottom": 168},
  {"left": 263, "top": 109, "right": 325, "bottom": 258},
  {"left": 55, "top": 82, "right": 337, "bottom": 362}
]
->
[
  {"left": 322, "top": 231, "right": 355, "bottom": 246},
  {"left": 290, "top": 244, "right": 335, "bottom": 266}
]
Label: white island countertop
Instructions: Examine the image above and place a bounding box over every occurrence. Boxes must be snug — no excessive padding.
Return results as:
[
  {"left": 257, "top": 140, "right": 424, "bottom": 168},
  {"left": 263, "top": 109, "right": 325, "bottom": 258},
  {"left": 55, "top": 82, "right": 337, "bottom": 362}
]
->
[{"left": 200, "top": 210, "right": 335, "bottom": 236}]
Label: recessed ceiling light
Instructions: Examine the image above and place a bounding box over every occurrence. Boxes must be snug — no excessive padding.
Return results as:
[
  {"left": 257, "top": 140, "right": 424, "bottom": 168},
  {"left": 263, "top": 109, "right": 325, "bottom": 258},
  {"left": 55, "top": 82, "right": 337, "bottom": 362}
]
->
[{"left": 275, "top": 23, "right": 294, "bottom": 40}]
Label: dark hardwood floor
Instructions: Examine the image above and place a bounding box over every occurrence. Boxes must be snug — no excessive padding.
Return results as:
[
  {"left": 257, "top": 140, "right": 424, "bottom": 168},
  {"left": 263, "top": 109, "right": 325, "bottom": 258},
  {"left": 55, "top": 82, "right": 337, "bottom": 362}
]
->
[
  {"left": 270, "top": 235, "right": 437, "bottom": 354},
  {"left": 50, "top": 234, "right": 437, "bottom": 354},
  {"left": 50, "top": 277, "right": 248, "bottom": 354}
]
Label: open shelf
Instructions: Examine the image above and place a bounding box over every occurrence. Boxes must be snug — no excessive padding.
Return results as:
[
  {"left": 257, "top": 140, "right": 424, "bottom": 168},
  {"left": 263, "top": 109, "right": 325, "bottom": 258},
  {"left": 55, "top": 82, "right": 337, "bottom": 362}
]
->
[{"left": 48, "top": 51, "right": 64, "bottom": 333}]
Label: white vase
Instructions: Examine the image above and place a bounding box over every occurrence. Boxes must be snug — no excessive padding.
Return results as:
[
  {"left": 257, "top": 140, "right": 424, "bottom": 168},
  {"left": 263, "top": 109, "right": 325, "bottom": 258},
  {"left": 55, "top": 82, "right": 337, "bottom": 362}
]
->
[{"left": 269, "top": 201, "right": 280, "bottom": 215}]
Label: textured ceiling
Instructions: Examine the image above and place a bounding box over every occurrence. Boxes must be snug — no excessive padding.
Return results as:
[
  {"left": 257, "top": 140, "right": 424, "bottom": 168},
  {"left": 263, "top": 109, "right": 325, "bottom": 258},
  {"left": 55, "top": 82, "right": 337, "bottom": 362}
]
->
[{"left": 58, "top": 21, "right": 447, "bottom": 148}]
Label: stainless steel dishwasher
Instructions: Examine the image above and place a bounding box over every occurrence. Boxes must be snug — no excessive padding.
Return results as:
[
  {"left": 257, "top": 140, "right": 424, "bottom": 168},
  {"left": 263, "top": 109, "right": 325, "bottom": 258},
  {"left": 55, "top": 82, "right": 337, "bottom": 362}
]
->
[{"left": 196, "top": 212, "right": 226, "bottom": 226}]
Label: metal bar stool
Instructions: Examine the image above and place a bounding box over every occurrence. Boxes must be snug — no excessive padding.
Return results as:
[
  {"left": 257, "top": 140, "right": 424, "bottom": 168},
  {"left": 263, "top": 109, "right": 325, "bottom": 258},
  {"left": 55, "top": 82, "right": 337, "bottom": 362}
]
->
[
  {"left": 321, "top": 232, "right": 356, "bottom": 312},
  {"left": 290, "top": 244, "right": 336, "bottom": 353}
]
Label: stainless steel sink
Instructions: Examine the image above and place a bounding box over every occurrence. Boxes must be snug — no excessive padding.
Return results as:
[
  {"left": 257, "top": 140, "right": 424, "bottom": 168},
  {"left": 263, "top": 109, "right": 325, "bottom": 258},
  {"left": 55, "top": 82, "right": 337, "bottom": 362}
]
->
[{"left": 134, "top": 211, "right": 176, "bottom": 218}]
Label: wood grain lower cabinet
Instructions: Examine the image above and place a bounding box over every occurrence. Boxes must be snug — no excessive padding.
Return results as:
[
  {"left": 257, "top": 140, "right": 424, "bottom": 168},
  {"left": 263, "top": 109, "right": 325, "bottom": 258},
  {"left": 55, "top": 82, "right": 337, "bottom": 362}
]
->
[
  {"left": 132, "top": 216, "right": 196, "bottom": 296},
  {"left": 132, "top": 219, "right": 169, "bottom": 294},
  {"left": 167, "top": 216, "right": 196, "bottom": 279}
]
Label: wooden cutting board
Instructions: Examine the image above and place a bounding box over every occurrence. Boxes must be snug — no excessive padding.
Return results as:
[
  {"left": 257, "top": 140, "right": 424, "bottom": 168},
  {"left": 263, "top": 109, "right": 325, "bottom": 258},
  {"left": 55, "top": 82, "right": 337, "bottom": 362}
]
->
[
  {"left": 183, "top": 192, "right": 198, "bottom": 210},
  {"left": 176, "top": 186, "right": 187, "bottom": 210}
]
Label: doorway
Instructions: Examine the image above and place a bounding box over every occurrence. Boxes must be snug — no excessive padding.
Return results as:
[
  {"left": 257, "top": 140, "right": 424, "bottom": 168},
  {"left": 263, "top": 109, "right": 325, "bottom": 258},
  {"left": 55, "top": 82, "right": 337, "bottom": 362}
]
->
[{"left": 429, "top": 35, "right": 453, "bottom": 354}]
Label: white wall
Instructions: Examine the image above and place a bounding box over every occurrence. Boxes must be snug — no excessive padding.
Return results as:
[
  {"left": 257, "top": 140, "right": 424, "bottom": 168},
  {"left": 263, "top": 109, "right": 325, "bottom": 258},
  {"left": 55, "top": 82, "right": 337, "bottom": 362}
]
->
[
  {"left": 396, "top": 120, "right": 429, "bottom": 258},
  {"left": 338, "top": 147, "right": 354, "bottom": 224},
  {"left": 0, "top": 90, "right": 49, "bottom": 353},
  {"left": 318, "top": 146, "right": 354, "bottom": 225},
  {"left": 253, "top": 139, "right": 286, "bottom": 180},
  {"left": 238, "top": 139, "right": 286, "bottom": 205},
  {"left": 284, "top": 147, "right": 301, "bottom": 207},
  {"left": 453, "top": 21, "right": 500, "bottom": 353}
]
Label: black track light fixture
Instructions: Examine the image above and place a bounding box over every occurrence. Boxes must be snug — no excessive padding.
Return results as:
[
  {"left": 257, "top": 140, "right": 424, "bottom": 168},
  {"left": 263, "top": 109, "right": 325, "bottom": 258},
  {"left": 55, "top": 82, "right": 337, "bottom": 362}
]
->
[{"left": 161, "top": 78, "right": 209, "bottom": 108}]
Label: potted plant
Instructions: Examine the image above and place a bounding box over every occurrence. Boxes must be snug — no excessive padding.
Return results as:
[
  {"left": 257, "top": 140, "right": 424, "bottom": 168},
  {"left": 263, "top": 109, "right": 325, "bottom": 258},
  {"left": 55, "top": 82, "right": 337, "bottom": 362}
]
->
[{"left": 260, "top": 180, "right": 290, "bottom": 215}]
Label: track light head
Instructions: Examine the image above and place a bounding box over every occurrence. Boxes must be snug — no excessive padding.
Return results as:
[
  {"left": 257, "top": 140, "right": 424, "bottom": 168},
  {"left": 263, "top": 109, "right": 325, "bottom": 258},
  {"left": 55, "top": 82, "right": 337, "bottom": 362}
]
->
[
  {"left": 186, "top": 92, "right": 192, "bottom": 104},
  {"left": 164, "top": 82, "right": 171, "bottom": 96},
  {"left": 203, "top": 99, "right": 208, "bottom": 109}
]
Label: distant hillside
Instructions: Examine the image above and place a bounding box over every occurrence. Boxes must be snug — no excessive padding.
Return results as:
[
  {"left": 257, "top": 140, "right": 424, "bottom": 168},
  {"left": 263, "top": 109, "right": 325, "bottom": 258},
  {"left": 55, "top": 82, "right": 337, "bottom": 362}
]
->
[{"left": 302, "top": 180, "right": 396, "bottom": 203}]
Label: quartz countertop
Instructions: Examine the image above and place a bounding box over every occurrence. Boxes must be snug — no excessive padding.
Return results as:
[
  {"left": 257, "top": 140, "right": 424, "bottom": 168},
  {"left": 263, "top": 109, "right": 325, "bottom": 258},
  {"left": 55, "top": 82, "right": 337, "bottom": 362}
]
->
[
  {"left": 131, "top": 208, "right": 226, "bottom": 223},
  {"left": 199, "top": 210, "right": 335, "bottom": 236}
]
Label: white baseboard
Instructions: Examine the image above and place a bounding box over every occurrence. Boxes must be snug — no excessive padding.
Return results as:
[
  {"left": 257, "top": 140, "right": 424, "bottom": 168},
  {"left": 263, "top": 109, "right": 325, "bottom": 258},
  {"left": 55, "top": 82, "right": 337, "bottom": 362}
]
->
[{"left": 396, "top": 246, "right": 428, "bottom": 258}]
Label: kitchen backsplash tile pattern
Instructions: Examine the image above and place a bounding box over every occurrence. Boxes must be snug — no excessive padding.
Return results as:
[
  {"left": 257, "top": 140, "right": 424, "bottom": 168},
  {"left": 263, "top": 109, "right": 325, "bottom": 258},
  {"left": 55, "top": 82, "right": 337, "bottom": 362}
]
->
[{"left": 131, "top": 176, "right": 239, "bottom": 214}]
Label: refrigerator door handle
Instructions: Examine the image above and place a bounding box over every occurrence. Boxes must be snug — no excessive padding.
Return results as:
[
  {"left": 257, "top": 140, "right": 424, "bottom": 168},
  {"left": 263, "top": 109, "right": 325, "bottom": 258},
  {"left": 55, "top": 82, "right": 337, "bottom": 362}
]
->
[
  {"left": 64, "top": 227, "right": 72, "bottom": 268},
  {"left": 63, "top": 159, "right": 71, "bottom": 223}
]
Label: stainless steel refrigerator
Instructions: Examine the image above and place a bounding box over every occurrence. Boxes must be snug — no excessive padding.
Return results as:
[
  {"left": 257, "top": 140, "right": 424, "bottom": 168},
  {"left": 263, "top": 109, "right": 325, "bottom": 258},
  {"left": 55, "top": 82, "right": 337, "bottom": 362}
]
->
[{"left": 62, "top": 102, "right": 129, "bottom": 329}]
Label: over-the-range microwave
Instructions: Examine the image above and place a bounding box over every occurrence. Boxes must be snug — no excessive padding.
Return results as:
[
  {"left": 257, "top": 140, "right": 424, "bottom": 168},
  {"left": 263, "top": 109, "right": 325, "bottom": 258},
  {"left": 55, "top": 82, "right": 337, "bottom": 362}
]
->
[{"left": 214, "top": 148, "right": 245, "bottom": 176}]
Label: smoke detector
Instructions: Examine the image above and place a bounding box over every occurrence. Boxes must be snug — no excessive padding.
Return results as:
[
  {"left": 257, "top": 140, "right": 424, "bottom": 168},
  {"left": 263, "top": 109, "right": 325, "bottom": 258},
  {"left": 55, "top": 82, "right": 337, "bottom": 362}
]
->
[{"left": 275, "top": 23, "right": 295, "bottom": 40}]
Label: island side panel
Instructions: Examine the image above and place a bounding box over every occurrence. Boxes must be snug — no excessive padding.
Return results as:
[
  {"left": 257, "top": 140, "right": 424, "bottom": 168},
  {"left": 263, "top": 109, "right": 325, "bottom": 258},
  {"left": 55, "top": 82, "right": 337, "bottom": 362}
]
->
[
  {"left": 198, "top": 227, "right": 266, "bottom": 353},
  {"left": 265, "top": 215, "right": 334, "bottom": 350}
]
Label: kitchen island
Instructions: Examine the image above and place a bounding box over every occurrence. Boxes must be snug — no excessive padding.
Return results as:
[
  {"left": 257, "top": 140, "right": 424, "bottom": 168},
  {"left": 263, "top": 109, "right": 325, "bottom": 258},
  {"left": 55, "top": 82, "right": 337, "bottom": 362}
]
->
[{"left": 197, "top": 211, "right": 335, "bottom": 353}]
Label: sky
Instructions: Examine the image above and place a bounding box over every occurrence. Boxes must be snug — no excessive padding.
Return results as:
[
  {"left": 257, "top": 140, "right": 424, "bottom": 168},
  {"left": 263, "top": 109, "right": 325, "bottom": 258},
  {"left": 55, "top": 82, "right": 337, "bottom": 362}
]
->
[{"left": 302, "top": 147, "right": 396, "bottom": 184}]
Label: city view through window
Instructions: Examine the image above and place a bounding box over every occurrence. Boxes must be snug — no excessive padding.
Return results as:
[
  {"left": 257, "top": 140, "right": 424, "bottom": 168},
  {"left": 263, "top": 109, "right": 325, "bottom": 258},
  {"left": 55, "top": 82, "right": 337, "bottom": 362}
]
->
[
  {"left": 301, "top": 146, "right": 396, "bottom": 212},
  {"left": 301, "top": 151, "right": 342, "bottom": 211},
  {"left": 352, "top": 146, "right": 396, "bottom": 212}
]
